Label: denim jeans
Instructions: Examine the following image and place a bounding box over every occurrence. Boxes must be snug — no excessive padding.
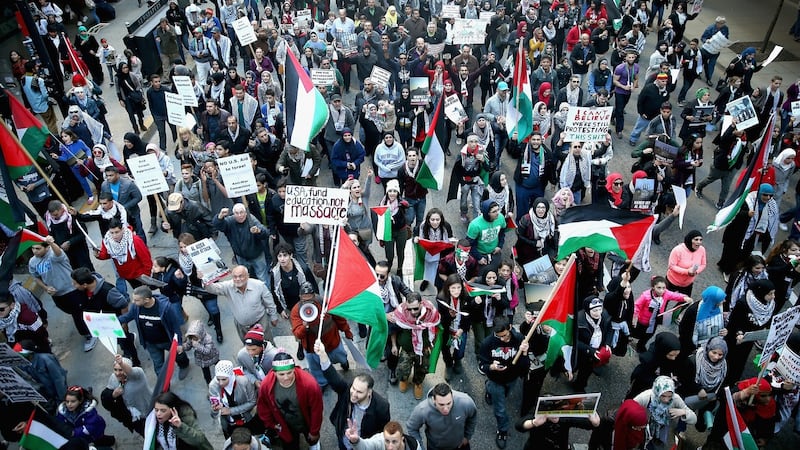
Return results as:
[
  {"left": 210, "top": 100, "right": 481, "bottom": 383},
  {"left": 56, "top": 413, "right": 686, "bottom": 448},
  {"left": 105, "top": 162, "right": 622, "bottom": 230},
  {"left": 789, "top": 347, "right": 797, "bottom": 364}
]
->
[
  {"left": 153, "top": 117, "right": 177, "bottom": 152},
  {"left": 404, "top": 197, "right": 426, "bottom": 235},
  {"left": 147, "top": 340, "right": 189, "bottom": 375},
  {"left": 460, "top": 183, "right": 484, "bottom": 217},
  {"left": 306, "top": 341, "right": 348, "bottom": 386},
  {"left": 701, "top": 50, "right": 720, "bottom": 82},
  {"left": 628, "top": 115, "right": 651, "bottom": 144},
  {"left": 486, "top": 379, "right": 515, "bottom": 432}
]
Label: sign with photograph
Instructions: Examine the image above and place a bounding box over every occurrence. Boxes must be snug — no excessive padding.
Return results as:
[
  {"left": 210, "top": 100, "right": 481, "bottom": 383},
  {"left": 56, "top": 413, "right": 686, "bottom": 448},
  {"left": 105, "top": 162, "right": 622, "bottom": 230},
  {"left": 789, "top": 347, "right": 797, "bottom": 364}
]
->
[
  {"left": 725, "top": 96, "right": 758, "bottom": 130},
  {"left": 563, "top": 107, "right": 613, "bottom": 142},
  {"left": 335, "top": 31, "right": 359, "bottom": 57},
  {"left": 452, "top": 19, "right": 488, "bottom": 45},
  {"left": 631, "top": 178, "right": 655, "bottom": 211},
  {"left": 654, "top": 139, "right": 679, "bottom": 164},
  {"left": 444, "top": 94, "right": 468, "bottom": 124},
  {"left": 284, "top": 185, "right": 350, "bottom": 225},
  {"left": 127, "top": 154, "right": 169, "bottom": 196},
  {"left": 410, "top": 77, "right": 430, "bottom": 105},
  {"left": 536, "top": 393, "right": 601, "bottom": 418},
  {"left": 188, "top": 238, "right": 230, "bottom": 286},
  {"left": 217, "top": 154, "right": 258, "bottom": 197}
]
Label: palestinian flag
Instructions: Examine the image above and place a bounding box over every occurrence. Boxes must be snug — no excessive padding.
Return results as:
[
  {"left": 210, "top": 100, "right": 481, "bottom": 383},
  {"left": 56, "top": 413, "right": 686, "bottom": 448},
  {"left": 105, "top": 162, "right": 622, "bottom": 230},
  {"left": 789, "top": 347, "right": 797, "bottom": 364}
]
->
[
  {"left": 1, "top": 112, "right": 43, "bottom": 180},
  {"left": 723, "top": 386, "right": 759, "bottom": 450},
  {"left": 413, "top": 238, "right": 453, "bottom": 281},
  {"left": 428, "top": 324, "right": 444, "bottom": 374},
  {"left": 326, "top": 227, "right": 387, "bottom": 368},
  {"left": 143, "top": 334, "right": 178, "bottom": 450},
  {"left": 17, "top": 229, "right": 46, "bottom": 257},
  {"left": 19, "top": 408, "right": 71, "bottom": 450},
  {"left": 538, "top": 254, "right": 578, "bottom": 370},
  {"left": 284, "top": 50, "right": 328, "bottom": 151},
  {"left": 507, "top": 40, "right": 533, "bottom": 142},
  {"left": 464, "top": 281, "right": 506, "bottom": 297},
  {"left": 709, "top": 113, "right": 775, "bottom": 232},
  {"left": 371, "top": 206, "right": 392, "bottom": 241},
  {"left": 505, "top": 215, "right": 517, "bottom": 229},
  {"left": 557, "top": 203, "right": 656, "bottom": 260},
  {"left": 8, "top": 91, "right": 49, "bottom": 158},
  {"left": 416, "top": 95, "right": 445, "bottom": 190}
]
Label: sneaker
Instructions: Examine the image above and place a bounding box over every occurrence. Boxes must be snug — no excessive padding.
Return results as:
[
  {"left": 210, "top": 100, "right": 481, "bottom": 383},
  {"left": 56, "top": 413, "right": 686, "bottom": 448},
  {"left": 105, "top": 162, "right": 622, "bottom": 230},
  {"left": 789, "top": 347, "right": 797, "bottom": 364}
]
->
[
  {"left": 615, "top": 131, "right": 622, "bottom": 139},
  {"left": 296, "top": 346, "right": 305, "bottom": 361},
  {"left": 695, "top": 190, "right": 704, "bottom": 199},
  {"left": 83, "top": 336, "right": 98, "bottom": 352},
  {"left": 453, "top": 360, "right": 463, "bottom": 374},
  {"left": 216, "top": 331, "right": 223, "bottom": 343},
  {"left": 780, "top": 223, "right": 789, "bottom": 231},
  {"left": 389, "top": 370, "right": 398, "bottom": 385},
  {"left": 178, "top": 365, "right": 190, "bottom": 380},
  {"left": 414, "top": 383, "right": 423, "bottom": 400},
  {"left": 628, "top": 140, "right": 636, "bottom": 147},
  {"left": 495, "top": 431, "right": 508, "bottom": 449}
]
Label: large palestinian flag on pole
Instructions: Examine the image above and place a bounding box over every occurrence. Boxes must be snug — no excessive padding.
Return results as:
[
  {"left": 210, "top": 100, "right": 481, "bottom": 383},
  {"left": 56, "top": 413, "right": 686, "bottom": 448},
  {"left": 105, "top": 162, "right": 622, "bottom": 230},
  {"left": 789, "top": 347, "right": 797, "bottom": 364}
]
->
[
  {"left": 538, "top": 254, "right": 578, "bottom": 370},
  {"left": 708, "top": 113, "right": 775, "bottom": 232},
  {"left": 284, "top": 50, "right": 328, "bottom": 151},
  {"left": 506, "top": 40, "right": 533, "bottom": 142},
  {"left": 8, "top": 91, "right": 49, "bottom": 162},
  {"left": 143, "top": 334, "right": 179, "bottom": 450},
  {"left": 557, "top": 204, "right": 656, "bottom": 260},
  {"left": 416, "top": 95, "right": 445, "bottom": 190},
  {"left": 0, "top": 109, "right": 44, "bottom": 180},
  {"left": 326, "top": 227, "right": 387, "bottom": 368},
  {"left": 723, "top": 386, "right": 759, "bottom": 450}
]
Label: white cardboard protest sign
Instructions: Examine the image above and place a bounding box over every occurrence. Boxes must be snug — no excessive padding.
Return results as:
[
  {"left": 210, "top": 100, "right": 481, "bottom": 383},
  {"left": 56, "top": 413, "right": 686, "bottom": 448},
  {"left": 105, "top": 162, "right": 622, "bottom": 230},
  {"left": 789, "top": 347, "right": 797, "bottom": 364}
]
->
[
  {"left": 232, "top": 16, "right": 257, "bottom": 46},
  {"left": 172, "top": 75, "right": 198, "bottom": 107},
  {"left": 311, "top": 68, "right": 336, "bottom": 85},
  {"left": 761, "top": 305, "right": 800, "bottom": 363},
  {"left": 217, "top": 154, "right": 258, "bottom": 197},
  {"left": 777, "top": 346, "right": 800, "bottom": 383},
  {"left": 444, "top": 94, "right": 468, "bottom": 124},
  {"left": 83, "top": 311, "right": 126, "bottom": 356},
  {"left": 284, "top": 185, "right": 350, "bottom": 225},
  {"left": 442, "top": 5, "right": 461, "bottom": 18},
  {"left": 127, "top": 154, "right": 169, "bottom": 195},
  {"left": 452, "top": 19, "right": 487, "bottom": 45},
  {"left": 790, "top": 100, "right": 800, "bottom": 118},
  {"left": 370, "top": 66, "right": 392, "bottom": 89},
  {"left": 563, "top": 107, "right": 613, "bottom": 142},
  {"left": 671, "top": 185, "right": 687, "bottom": 229},
  {"left": 761, "top": 45, "right": 783, "bottom": 67},
  {"left": 165, "top": 92, "right": 186, "bottom": 127},
  {"left": 188, "top": 238, "right": 230, "bottom": 286}
]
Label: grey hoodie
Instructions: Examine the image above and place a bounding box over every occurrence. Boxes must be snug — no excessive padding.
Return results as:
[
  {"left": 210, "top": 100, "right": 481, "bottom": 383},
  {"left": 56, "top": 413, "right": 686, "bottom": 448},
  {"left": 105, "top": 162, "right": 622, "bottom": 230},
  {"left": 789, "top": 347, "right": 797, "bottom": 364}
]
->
[
  {"left": 405, "top": 388, "right": 477, "bottom": 450},
  {"left": 183, "top": 320, "right": 220, "bottom": 368}
]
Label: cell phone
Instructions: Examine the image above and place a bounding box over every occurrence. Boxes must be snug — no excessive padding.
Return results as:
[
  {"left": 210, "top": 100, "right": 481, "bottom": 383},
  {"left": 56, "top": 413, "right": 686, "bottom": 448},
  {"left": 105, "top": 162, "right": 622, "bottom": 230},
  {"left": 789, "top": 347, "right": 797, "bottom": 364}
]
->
[{"left": 209, "top": 396, "right": 220, "bottom": 407}]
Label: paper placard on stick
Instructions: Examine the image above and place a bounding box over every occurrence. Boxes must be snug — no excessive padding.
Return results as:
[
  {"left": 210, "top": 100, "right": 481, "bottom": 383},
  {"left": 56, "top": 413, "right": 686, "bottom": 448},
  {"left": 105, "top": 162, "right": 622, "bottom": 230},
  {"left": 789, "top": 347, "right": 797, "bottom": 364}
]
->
[
  {"left": 442, "top": 4, "right": 461, "bottom": 18},
  {"left": 479, "top": 11, "right": 494, "bottom": 21},
  {"left": 761, "top": 305, "right": 800, "bottom": 363},
  {"left": 184, "top": 112, "right": 197, "bottom": 130},
  {"left": 0, "top": 343, "right": 31, "bottom": 367},
  {"left": 444, "top": 94, "right": 468, "bottom": 124},
  {"left": 725, "top": 96, "right": 758, "bottom": 131},
  {"left": 283, "top": 185, "right": 349, "bottom": 225},
  {"left": 761, "top": 45, "right": 783, "bottom": 67},
  {"left": 0, "top": 366, "right": 46, "bottom": 403},
  {"left": 669, "top": 68, "right": 680, "bottom": 82},
  {"left": 232, "top": 16, "right": 257, "bottom": 46},
  {"left": 535, "top": 392, "right": 601, "bottom": 418},
  {"left": 165, "top": 92, "right": 186, "bottom": 127},
  {"left": 688, "top": 0, "right": 704, "bottom": 15},
  {"left": 172, "top": 75, "right": 198, "bottom": 107},
  {"left": 563, "top": 106, "right": 613, "bottom": 142},
  {"left": 311, "top": 68, "right": 335, "bottom": 86},
  {"left": 127, "top": 154, "right": 169, "bottom": 195},
  {"left": 83, "top": 311, "right": 125, "bottom": 355},
  {"left": 217, "top": 154, "right": 258, "bottom": 197},
  {"left": 370, "top": 66, "right": 392, "bottom": 89},
  {"left": 188, "top": 238, "right": 230, "bottom": 286},
  {"left": 671, "top": 185, "right": 687, "bottom": 229}
]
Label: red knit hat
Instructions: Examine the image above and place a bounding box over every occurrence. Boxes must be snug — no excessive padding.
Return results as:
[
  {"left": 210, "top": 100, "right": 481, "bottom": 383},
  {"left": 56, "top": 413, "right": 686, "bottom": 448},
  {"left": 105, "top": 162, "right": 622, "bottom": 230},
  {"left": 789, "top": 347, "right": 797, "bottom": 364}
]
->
[
  {"left": 71, "top": 73, "right": 88, "bottom": 87},
  {"left": 244, "top": 324, "right": 265, "bottom": 346}
]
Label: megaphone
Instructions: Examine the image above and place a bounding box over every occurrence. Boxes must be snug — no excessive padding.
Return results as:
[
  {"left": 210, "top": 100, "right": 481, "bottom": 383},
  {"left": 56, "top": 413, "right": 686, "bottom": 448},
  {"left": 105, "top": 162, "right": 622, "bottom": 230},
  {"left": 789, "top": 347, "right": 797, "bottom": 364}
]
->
[{"left": 299, "top": 301, "right": 319, "bottom": 323}]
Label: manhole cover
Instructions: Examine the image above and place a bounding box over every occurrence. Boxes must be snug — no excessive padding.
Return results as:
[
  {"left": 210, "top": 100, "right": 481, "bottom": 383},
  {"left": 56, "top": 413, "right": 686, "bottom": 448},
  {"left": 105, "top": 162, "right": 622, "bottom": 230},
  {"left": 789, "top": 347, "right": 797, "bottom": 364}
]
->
[{"left": 728, "top": 41, "right": 799, "bottom": 62}]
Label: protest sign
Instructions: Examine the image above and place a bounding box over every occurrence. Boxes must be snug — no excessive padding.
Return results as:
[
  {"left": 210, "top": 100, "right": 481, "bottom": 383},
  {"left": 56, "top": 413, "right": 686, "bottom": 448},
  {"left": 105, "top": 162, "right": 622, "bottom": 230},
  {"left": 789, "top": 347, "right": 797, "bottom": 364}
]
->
[
  {"left": 188, "top": 238, "right": 230, "bottom": 286},
  {"left": 232, "top": 16, "right": 257, "bottom": 46},
  {"left": 370, "top": 66, "right": 392, "bottom": 89},
  {"left": 777, "top": 345, "right": 800, "bottom": 383},
  {"left": 83, "top": 311, "right": 126, "bottom": 355},
  {"left": 761, "top": 306, "right": 800, "bottom": 362},
  {"left": 563, "top": 106, "right": 613, "bottom": 142},
  {"left": 726, "top": 96, "right": 758, "bottom": 130},
  {"left": 127, "top": 154, "right": 169, "bottom": 195},
  {"left": 671, "top": 185, "right": 687, "bottom": 229},
  {"left": 444, "top": 94, "right": 469, "bottom": 124},
  {"left": 761, "top": 45, "right": 783, "bottom": 67},
  {"left": 165, "top": 92, "right": 186, "bottom": 127},
  {"left": 791, "top": 101, "right": 800, "bottom": 118},
  {"left": 172, "top": 75, "right": 198, "bottom": 107},
  {"left": 442, "top": 5, "right": 461, "bottom": 18},
  {"left": 631, "top": 178, "right": 655, "bottom": 211},
  {"left": 654, "top": 139, "right": 678, "bottom": 164},
  {"left": 284, "top": 185, "right": 349, "bottom": 225},
  {"left": 295, "top": 9, "right": 312, "bottom": 30},
  {"left": 410, "top": 77, "right": 429, "bottom": 105},
  {"left": 536, "top": 393, "right": 601, "bottom": 418},
  {"left": 452, "top": 19, "right": 487, "bottom": 45},
  {"left": 335, "top": 31, "right": 359, "bottom": 57},
  {"left": 311, "top": 68, "right": 336, "bottom": 86},
  {"left": 217, "top": 154, "right": 258, "bottom": 197},
  {"left": 479, "top": 11, "right": 494, "bottom": 21},
  {"left": 0, "top": 343, "right": 31, "bottom": 367},
  {"left": 701, "top": 31, "right": 734, "bottom": 54},
  {"left": 688, "top": 0, "right": 703, "bottom": 15},
  {"left": 0, "top": 366, "right": 46, "bottom": 403},
  {"left": 427, "top": 42, "right": 445, "bottom": 57}
]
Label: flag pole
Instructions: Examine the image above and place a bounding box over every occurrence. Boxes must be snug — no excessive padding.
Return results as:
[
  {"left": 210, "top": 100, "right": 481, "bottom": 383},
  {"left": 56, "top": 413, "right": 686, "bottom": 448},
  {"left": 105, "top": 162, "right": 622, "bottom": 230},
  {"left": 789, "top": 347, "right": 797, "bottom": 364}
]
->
[
  {"left": 317, "top": 224, "right": 340, "bottom": 342},
  {"left": 514, "top": 40, "right": 523, "bottom": 114},
  {"left": 724, "top": 386, "right": 745, "bottom": 448},
  {"left": 513, "top": 253, "right": 577, "bottom": 364}
]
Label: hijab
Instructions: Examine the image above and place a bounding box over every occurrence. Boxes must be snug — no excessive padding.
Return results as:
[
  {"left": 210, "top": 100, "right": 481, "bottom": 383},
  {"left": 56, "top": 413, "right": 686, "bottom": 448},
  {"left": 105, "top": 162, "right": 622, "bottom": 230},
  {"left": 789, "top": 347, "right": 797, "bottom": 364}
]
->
[
  {"left": 486, "top": 172, "right": 510, "bottom": 213},
  {"left": 78, "top": 26, "right": 89, "bottom": 42},
  {"left": 774, "top": 148, "right": 797, "bottom": 171},
  {"left": 649, "top": 375, "right": 676, "bottom": 426},
  {"left": 696, "top": 286, "right": 724, "bottom": 322},
  {"left": 695, "top": 336, "right": 727, "bottom": 392},
  {"left": 613, "top": 399, "right": 648, "bottom": 450},
  {"left": 605, "top": 172, "right": 623, "bottom": 206},
  {"left": 537, "top": 82, "right": 552, "bottom": 105},
  {"left": 737, "top": 377, "right": 776, "bottom": 421},
  {"left": 123, "top": 132, "right": 147, "bottom": 158},
  {"left": 529, "top": 197, "right": 555, "bottom": 238},
  {"left": 745, "top": 279, "right": 775, "bottom": 326},
  {"left": 532, "top": 101, "right": 551, "bottom": 135},
  {"left": 683, "top": 230, "right": 702, "bottom": 252}
]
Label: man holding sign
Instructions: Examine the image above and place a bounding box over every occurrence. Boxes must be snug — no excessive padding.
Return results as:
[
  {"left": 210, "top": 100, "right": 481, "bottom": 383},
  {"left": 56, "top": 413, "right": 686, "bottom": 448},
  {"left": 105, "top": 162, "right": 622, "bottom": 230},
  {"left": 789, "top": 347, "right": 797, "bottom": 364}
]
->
[{"left": 147, "top": 75, "right": 178, "bottom": 152}]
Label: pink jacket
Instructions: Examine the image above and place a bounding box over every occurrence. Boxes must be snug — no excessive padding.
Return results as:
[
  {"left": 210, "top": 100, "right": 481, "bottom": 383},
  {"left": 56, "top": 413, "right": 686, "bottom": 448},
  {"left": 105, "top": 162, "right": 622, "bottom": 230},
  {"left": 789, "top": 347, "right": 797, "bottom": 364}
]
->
[
  {"left": 634, "top": 289, "right": 688, "bottom": 327},
  {"left": 666, "top": 244, "right": 707, "bottom": 288}
]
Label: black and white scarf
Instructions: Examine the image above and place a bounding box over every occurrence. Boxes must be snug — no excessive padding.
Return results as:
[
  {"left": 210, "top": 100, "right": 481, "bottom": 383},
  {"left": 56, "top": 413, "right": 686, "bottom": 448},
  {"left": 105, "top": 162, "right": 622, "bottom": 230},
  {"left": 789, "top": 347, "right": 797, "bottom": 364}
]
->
[
  {"left": 745, "top": 290, "right": 775, "bottom": 326},
  {"left": 103, "top": 226, "right": 136, "bottom": 264}
]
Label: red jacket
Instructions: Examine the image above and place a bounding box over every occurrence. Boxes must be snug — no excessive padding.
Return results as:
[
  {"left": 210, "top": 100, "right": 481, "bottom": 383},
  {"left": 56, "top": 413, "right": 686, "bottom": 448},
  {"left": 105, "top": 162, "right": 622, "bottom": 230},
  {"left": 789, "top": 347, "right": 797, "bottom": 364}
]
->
[
  {"left": 257, "top": 368, "right": 323, "bottom": 443},
  {"left": 97, "top": 233, "right": 152, "bottom": 280}
]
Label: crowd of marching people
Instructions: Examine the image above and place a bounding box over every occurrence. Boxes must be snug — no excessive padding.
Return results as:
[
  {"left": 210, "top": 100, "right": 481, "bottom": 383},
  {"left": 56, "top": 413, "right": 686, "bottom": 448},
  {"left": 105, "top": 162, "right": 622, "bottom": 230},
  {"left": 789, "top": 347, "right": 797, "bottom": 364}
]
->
[{"left": 4, "top": 0, "right": 800, "bottom": 449}]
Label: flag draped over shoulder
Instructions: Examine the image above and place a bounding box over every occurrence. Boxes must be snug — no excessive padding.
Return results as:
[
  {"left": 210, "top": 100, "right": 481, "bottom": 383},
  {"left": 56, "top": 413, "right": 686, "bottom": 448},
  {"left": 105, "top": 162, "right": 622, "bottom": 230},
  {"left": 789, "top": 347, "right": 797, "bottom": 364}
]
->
[
  {"left": 416, "top": 96, "right": 445, "bottom": 190},
  {"left": 413, "top": 239, "right": 453, "bottom": 281},
  {"left": 557, "top": 204, "right": 656, "bottom": 260},
  {"left": 506, "top": 41, "right": 533, "bottom": 142},
  {"left": 143, "top": 334, "right": 178, "bottom": 450},
  {"left": 19, "top": 408, "right": 71, "bottom": 450},
  {"left": 326, "top": 227, "right": 387, "bottom": 368},
  {"left": 371, "top": 206, "right": 392, "bottom": 241},
  {"left": 538, "top": 255, "right": 578, "bottom": 370},
  {"left": 284, "top": 50, "right": 328, "bottom": 151},
  {"left": 708, "top": 114, "right": 775, "bottom": 232},
  {"left": 723, "top": 387, "right": 759, "bottom": 450}
]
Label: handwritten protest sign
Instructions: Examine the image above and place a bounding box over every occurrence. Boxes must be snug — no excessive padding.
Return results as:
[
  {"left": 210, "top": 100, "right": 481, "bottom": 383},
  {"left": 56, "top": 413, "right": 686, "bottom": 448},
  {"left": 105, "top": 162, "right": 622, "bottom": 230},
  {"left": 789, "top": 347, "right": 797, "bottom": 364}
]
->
[
  {"left": 452, "top": 19, "right": 487, "bottom": 45},
  {"left": 127, "top": 154, "right": 169, "bottom": 195},
  {"left": 311, "top": 68, "right": 336, "bottom": 86},
  {"left": 188, "top": 238, "right": 230, "bottom": 286},
  {"left": 0, "top": 343, "right": 30, "bottom": 367},
  {"left": 762, "top": 306, "right": 800, "bottom": 363},
  {"left": 217, "top": 154, "right": 258, "bottom": 197},
  {"left": 563, "top": 106, "right": 613, "bottom": 142},
  {"left": 777, "top": 345, "right": 800, "bottom": 383},
  {"left": 172, "top": 75, "right": 198, "bottom": 107},
  {"left": 232, "top": 16, "right": 257, "bottom": 46},
  {"left": 370, "top": 66, "right": 392, "bottom": 89},
  {"left": 792, "top": 101, "right": 800, "bottom": 118},
  {"left": 165, "top": 92, "right": 186, "bottom": 127},
  {"left": 0, "top": 366, "right": 46, "bottom": 403},
  {"left": 427, "top": 42, "right": 445, "bottom": 56},
  {"left": 284, "top": 185, "right": 349, "bottom": 225},
  {"left": 83, "top": 312, "right": 126, "bottom": 355},
  {"left": 442, "top": 5, "right": 461, "bottom": 18},
  {"left": 444, "top": 94, "right": 468, "bottom": 124},
  {"left": 480, "top": 11, "right": 495, "bottom": 21}
]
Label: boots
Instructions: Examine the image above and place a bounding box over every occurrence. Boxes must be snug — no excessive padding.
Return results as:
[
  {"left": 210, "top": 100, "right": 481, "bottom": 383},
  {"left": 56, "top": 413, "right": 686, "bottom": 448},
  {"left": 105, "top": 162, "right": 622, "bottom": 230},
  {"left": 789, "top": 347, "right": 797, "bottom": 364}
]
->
[
  {"left": 453, "top": 359, "right": 464, "bottom": 374},
  {"left": 139, "top": 120, "right": 147, "bottom": 132},
  {"left": 398, "top": 381, "right": 408, "bottom": 393},
  {"left": 148, "top": 217, "right": 158, "bottom": 235},
  {"left": 414, "top": 384, "right": 423, "bottom": 400},
  {"left": 211, "top": 313, "right": 223, "bottom": 343}
]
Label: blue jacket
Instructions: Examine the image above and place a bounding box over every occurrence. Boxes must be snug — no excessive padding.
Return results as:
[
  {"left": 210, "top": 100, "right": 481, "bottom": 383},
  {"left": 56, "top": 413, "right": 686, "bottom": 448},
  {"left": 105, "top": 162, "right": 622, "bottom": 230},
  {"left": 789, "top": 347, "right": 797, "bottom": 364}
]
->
[
  {"left": 330, "top": 138, "right": 366, "bottom": 181},
  {"left": 118, "top": 294, "right": 184, "bottom": 347},
  {"left": 56, "top": 399, "right": 107, "bottom": 442}
]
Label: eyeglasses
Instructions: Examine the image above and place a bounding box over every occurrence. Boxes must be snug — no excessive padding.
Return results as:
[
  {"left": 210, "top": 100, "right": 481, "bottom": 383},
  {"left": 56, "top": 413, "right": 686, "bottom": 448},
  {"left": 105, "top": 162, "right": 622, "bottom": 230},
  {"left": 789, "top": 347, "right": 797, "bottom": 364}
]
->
[
  {"left": 613, "top": 181, "right": 624, "bottom": 186},
  {"left": 407, "top": 307, "right": 420, "bottom": 311}
]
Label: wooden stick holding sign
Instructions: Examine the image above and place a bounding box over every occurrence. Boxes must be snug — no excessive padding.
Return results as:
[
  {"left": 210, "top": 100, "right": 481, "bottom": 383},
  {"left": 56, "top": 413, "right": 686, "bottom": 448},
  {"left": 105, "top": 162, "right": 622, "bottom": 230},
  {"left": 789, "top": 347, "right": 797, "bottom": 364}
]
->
[{"left": 232, "top": 16, "right": 258, "bottom": 59}]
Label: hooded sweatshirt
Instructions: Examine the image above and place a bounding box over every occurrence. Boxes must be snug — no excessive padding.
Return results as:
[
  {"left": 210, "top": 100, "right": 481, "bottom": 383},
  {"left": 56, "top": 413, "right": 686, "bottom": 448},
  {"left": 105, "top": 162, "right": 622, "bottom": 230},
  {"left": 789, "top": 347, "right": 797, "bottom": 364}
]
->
[
  {"left": 466, "top": 200, "right": 507, "bottom": 259},
  {"left": 406, "top": 388, "right": 477, "bottom": 450}
]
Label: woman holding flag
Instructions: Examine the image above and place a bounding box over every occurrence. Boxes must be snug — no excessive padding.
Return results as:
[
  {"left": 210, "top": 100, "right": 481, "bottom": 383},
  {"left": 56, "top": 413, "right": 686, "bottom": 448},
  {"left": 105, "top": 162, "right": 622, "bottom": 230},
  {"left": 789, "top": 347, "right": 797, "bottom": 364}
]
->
[{"left": 437, "top": 274, "right": 474, "bottom": 381}]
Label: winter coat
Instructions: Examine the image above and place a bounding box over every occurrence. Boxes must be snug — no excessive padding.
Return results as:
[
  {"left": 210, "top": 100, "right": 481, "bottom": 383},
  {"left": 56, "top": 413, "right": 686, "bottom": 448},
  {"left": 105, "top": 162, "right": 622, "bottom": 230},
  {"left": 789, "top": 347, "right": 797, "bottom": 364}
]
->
[
  {"left": 183, "top": 320, "right": 220, "bottom": 368},
  {"left": 324, "top": 365, "right": 391, "bottom": 450},
  {"left": 257, "top": 368, "right": 323, "bottom": 444},
  {"left": 56, "top": 399, "right": 107, "bottom": 442},
  {"left": 208, "top": 375, "right": 257, "bottom": 424}
]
